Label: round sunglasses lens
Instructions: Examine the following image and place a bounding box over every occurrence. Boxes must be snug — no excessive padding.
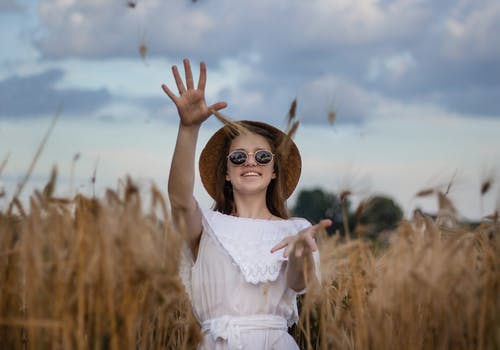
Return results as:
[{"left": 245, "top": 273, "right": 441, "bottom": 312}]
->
[
  {"left": 229, "top": 151, "right": 247, "bottom": 164},
  {"left": 255, "top": 151, "right": 273, "bottom": 164}
]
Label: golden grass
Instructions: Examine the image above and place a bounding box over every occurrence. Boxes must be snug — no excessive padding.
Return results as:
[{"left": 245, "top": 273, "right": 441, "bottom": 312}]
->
[
  {"left": 0, "top": 178, "right": 201, "bottom": 349},
  {"left": 296, "top": 213, "right": 500, "bottom": 350},
  {"left": 0, "top": 177, "right": 499, "bottom": 349}
]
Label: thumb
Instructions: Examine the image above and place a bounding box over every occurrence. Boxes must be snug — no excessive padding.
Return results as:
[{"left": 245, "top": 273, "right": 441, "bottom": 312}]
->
[{"left": 313, "top": 219, "right": 332, "bottom": 231}]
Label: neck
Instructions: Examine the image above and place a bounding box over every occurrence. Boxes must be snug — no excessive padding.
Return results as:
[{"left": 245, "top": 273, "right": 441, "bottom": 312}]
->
[{"left": 232, "top": 192, "right": 272, "bottom": 219}]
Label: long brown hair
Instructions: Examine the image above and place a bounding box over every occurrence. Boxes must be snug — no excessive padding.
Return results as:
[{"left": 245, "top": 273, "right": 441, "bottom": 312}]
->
[{"left": 212, "top": 121, "right": 290, "bottom": 219}]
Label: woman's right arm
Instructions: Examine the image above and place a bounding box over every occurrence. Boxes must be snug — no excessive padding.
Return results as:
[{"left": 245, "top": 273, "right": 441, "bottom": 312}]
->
[{"left": 162, "top": 59, "right": 226, "bottom": 255}]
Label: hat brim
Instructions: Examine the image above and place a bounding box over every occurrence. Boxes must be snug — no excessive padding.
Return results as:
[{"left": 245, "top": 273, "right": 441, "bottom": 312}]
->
[{"left": 199, "top": 120, "right": 301, "bottom": 200}]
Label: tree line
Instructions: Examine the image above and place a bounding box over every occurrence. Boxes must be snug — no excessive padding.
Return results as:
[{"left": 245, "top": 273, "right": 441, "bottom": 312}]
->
[{"left": 291, "top": 187, "right": 403, "bottom": 240}]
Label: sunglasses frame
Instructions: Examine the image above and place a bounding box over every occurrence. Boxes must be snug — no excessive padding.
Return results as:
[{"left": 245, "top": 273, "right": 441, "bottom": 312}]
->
[{"left": 227, "top": 150, "right": 275, "bottom": 166}]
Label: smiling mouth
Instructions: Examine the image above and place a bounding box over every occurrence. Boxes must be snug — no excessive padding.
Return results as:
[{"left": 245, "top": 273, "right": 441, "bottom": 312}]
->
[{"left": 241, "top": 171, "right": 261, "bottom": 177}]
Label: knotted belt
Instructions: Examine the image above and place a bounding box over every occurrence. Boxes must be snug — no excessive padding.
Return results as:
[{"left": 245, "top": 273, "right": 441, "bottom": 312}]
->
[{"left": 201, "top": 314, "right": 288, "bottom": 349}]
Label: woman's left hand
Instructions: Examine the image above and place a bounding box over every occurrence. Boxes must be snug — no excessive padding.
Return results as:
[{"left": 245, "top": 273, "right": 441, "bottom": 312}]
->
[{"left": 270, "top": 219, "right": 332, "bottom": 258}]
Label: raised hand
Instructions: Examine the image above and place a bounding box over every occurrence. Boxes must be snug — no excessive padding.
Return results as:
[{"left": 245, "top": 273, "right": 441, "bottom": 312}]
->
[{"left": 162, "top": 58, "right": 227, "bottom": 126}]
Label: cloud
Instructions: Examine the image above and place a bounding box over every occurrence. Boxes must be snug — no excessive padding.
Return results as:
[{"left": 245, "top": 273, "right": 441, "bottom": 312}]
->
[
  {"left": 299, "top": 75, "right": 383, "bottom": 124},
  {"left": 35, "top": 0, "right": 215, "bottom": 59},
  {"left": 350, "top": 0, "right": 500, "bottom": 118},
  {"left": 34, "top": 0, "right": 430, "bottom": 60},
  {"left": 30, "top": 0, "right": 500, "bottom": 120},
  {"left": 441, "top": 0, "right": 500, "bottom": 61},
  {"left": 0, "top": 0, "right": 23, "bottom": 13},
  {"left": 0, "top": 68, "right": 111, "bottom": 118},
  {"left": 367, "top": 52, "right": 417, "bottom": 82},
  {"left": 424, "top": 85, "right": 500, "bottom": 117},
  {"left": 362, "top": 52, "right": 500, "bottom": 118}
]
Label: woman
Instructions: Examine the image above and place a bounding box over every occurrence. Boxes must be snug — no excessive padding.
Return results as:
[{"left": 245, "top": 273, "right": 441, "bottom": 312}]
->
[{"left": 162, "top": 59, "right": 331, "bottom": 350}]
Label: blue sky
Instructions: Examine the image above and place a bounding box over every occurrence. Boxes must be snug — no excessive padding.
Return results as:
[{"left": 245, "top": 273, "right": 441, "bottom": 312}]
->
[{"left": 1, "top": 0, "right": 499, "bottom": 220}]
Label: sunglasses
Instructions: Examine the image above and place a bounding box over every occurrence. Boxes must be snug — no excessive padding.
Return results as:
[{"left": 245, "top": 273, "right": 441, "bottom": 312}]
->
[{"left": 227, "top": 150, "right": 274, "bottom": 165}]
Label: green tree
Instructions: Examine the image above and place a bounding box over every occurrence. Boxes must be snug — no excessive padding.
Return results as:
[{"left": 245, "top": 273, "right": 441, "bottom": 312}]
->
[
  {"left": 292, "top": 187, "right": 348, "bottom": 235},
  {"left": 357, "top": 195, "right": 403, "bottom": 239},
  {"left": 292, "top": 189, "right": 403, "bottom": 239}
]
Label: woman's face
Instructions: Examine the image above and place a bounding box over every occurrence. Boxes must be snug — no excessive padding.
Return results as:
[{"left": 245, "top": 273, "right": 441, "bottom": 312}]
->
[{"left": 225, "top": 132, "right": 276, "bottom": 197}]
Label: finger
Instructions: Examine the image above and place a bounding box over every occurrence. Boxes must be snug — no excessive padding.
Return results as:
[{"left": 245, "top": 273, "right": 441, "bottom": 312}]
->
[
  {"left": 161, "top": 84, "right": 178, "bottom": 103},
  {"left": 198, "top": 61, "right": 207, "bottom": 91},
  {"left": 271, "top": 238, "right": 289, "bottom": 253},
  {"left": 172, "top": 65, "right": 186, "bottom": 94},
  {"left": 183, "top": 58, "right": 194, "bottom": 90},
  {"left": 284, "top": 240, "right": 295, "bottom": 258},
  {"left": 318, "top": 219, "right": 333, "bottom": 229},
  {"left": 305, "top": 234, "right": 318, "bottom": 252},
  {"left": 308, "top": 219, "right": 333, "bottom": 237},
  {"left": 208, "top": 102, "right": 228, "bottom": 112}
]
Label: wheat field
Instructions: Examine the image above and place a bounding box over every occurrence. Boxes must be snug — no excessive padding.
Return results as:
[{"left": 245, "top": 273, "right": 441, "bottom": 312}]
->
[{"left": 0, "top": 176, "right": 498, "bottom": 349}]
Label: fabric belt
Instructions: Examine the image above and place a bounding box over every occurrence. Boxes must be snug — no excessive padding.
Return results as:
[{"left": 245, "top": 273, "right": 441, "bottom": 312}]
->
[{"left": 201, "top": 314, "right": 288, "bottom": 350}]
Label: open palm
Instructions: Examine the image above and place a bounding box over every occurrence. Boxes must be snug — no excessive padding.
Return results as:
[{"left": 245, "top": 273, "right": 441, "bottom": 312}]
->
[{"left": 162, "top": 59, "right": 226, "bottom": 126}]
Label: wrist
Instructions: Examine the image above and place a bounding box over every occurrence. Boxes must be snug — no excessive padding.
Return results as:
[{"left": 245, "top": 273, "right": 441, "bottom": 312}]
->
[{"left": 179, "top": 122, "right": 202, "bottom": 132}]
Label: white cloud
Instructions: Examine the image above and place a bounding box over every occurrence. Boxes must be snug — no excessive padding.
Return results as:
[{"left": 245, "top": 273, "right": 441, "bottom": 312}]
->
[
  {"left": 299, "top": 74, "right": 384, "bottom": 122},
  {"left": 289, "top": 0, "right": 430, "bottom": 45},
  {"left": 35, "top": 0, "right": 215, "bottom": 58},
  {"left": 442, "top": 1, "right": 500, "bottom": 61},
  {"left": 28, "top": 0, "right": 500, "bottom": 120},
  {"left": 368, "top": 52, "right": 416, "bottom": 82},
  {"left": 34, "top": 0, "right": 431, "bottom": 59}
]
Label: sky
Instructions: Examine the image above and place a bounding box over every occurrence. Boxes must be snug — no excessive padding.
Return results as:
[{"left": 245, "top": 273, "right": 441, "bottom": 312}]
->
[{"left": 1, "top": 0, "right": 499, "bottom": 221}]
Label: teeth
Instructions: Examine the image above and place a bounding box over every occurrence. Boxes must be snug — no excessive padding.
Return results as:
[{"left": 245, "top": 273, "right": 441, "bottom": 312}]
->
[{"left": 242, "top": 172, "right": 260, "bottom": 176}]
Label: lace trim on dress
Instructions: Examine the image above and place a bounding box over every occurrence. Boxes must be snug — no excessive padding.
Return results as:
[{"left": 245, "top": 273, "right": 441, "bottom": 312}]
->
[{"left": 201, "top": 208, "right": 311, "bottom": 285}]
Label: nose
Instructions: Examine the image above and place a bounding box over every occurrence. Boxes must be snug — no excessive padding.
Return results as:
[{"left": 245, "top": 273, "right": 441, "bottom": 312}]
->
[{"left": 244, "top": 153, "right": 258, "bottom": 166}]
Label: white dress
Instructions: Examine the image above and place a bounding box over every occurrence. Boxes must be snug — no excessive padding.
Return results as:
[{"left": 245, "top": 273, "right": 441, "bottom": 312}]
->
[{"left": 180, "top": 207, "right": 319, "bottom": 350}]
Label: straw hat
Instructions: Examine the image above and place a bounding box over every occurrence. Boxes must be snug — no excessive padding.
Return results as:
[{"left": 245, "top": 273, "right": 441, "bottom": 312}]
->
[{"left": 199, "top": 120, "right": 302, "bottom": 200}]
